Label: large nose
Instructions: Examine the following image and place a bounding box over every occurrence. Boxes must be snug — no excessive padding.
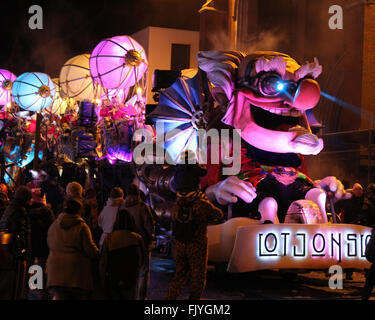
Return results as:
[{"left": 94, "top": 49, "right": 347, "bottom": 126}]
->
[{"left": 292, "top": 79, "right": 321, "bottom": 111}]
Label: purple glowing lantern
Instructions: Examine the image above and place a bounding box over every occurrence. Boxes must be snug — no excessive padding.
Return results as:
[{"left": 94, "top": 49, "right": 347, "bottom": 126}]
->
[
  {"left": 0, "top": 69, "right": 17, "bottom": 108},
  {"left": 89, "top": 35, "right": 148, "bottom": 90}
]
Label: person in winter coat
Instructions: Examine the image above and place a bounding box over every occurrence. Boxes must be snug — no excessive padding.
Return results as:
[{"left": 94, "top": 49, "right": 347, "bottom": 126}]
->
[
  {"left": 47, "top": 198, "right": 100, "bottom": 300},
  {"left": 83, "top": 188, "right": 101, "bottom": 245},
  {"left": 122, "top": 183, "right": 155, "bottom": 300},
  {"left": 362, "top": 183, "right": 375, "bottom": 228},
  {"left": 335, "top": 183, "right": 365, "bottom": 225},
  {"left": 0, "top": 184, "right": 10, "bottom": 221},
  {"left": 99, "top": 209, "right": 145, "bottom": 300},
  {"left": 65, "top": 181, "right": 97, "bottom": 235},
  {"left": 98, "top": 187, "right": 125, "bottom": 248},
  {"left": 41, "top": 177, "right": 65, "bottom": 218},
  {"left": 27, "top": 189, "right": 55, "bottom": 300},
  {"left": 0, "top": 185, "right": 33, "bottom": 300},
  {"left": 362, "top": 228, "right": 375, "bottom": 300},
  {"left": 166, "top": 151, "right": 224, "bottom": 300},
  {"left": 334, "top": 183, "right": 365, "bottom": 280}
]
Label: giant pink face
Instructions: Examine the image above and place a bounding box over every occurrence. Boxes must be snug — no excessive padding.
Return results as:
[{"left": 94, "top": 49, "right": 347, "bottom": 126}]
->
[{"left": 222, "top": 52, "right": 324, "bottom": 155}]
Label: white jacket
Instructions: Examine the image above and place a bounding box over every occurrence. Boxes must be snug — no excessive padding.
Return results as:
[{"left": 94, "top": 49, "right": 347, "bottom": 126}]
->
[{"left": 98, "top": 197, "right": 124, "bottom": 247}]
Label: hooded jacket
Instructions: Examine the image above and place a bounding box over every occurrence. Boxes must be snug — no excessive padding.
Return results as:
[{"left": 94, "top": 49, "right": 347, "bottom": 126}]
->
[{"left": 47, "top": 213, "right": 99, "bottom": 291}]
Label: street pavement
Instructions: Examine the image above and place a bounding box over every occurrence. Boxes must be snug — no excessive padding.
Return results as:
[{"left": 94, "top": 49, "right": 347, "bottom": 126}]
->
[{"left": 148, "top": 253, "right": 373, "bottom": 300}]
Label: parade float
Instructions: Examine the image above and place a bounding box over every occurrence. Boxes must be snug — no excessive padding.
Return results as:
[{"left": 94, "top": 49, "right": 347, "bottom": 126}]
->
[
  {"left": 0, "top": 33, "right": 372, "bottom": 273},
  {"left": 147, "top": 50, "right": 373, "bottom": 273},
  {"left": 0, "top": 35, "right": 149, "bottom": 197}
]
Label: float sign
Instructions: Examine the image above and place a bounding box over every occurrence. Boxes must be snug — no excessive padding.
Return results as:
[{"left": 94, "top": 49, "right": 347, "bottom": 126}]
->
[{"left": 227, "top": 224, "right": 372, "bottom": 273}]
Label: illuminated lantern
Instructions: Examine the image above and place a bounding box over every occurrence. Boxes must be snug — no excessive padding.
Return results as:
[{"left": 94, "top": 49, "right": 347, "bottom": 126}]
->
[
  {"left": 60, "top": 53, "right": 101, "bottom": 101},
  {"left": 46, "top": 78, "right": 74, "bottom": 115},
  {"left": 12, "top": 72, "right": 56, "bottom": 111},
  {"left": 90, "top": 35, "right": 148, "bottom": 89},
  {"left": 0, "top": 69, "right": 17, "bottom": 108}
]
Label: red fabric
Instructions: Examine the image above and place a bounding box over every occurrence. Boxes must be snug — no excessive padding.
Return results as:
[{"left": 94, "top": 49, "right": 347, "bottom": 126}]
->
[{"left": 200, "top": 140, "right": 311, "bottom": 190}]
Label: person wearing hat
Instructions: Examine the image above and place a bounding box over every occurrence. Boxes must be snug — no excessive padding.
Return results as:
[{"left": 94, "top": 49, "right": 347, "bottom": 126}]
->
[
  {"left": 0, "top": 185, "right": 33, "bottom": 300},
  {"left": 166, "top": 151, "right": 224, "bottom": 300}
]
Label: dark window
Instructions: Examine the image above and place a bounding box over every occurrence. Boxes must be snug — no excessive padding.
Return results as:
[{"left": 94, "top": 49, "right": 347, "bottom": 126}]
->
[{"left": 171, "top": 44, "right": 190, "bottom": 71}]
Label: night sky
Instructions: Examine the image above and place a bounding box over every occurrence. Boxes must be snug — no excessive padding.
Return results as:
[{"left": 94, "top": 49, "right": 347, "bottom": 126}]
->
[{"left": 1, "top": 0, "right": 202, "bottom": 77}]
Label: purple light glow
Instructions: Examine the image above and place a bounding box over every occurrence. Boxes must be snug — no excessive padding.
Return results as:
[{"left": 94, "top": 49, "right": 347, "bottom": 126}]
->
[
  {"left": 89, "top": 35, "right": 148, "bottom": 90},
  {"left": 0, "top": 69, "right": 17, "bottom": 107},
  {"left": 106, "top": 146, "right": 133, "bottom": 164}
]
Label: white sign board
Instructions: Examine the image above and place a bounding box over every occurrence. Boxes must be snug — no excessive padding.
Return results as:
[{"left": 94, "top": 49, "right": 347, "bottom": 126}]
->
[{"left": 225, "top": 224, "right": 372, "bottom": 273}]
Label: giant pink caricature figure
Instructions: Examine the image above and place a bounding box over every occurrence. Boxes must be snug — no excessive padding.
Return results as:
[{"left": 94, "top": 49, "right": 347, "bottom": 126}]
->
[{"left": 198, "top": 51, "right": 349, "bottom": 224}]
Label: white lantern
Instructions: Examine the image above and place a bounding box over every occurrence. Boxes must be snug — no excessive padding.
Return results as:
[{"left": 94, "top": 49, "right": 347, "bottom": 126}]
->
[
  {"left": 44, "top": 78, "right": 74, "bottom": 115},
  {"left": 59, "top": 53, "right": 101, "bottom": 101}
]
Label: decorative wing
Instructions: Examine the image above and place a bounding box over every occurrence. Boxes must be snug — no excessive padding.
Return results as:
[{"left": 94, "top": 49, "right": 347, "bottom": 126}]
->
[{"left": 149, "top": 75, "right": 207, "bottom": 163}]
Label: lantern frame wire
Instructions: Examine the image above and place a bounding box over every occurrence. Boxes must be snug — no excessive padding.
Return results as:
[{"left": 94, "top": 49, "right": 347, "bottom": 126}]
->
[
  {"left": 12, "top": 72, "right": 55, "bottom": 112},
  {"left": 90, "top": 36, "right": 148, "bottom": 90},
  {"left": 0, "top": 70, "right": 16, "bottom": 108},
  {"left": 60, "top": 54, "right": 100, "bottom": 101}
]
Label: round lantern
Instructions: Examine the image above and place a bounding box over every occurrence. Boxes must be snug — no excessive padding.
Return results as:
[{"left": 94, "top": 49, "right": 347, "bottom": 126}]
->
[
  {"left": 12, "top": 72, "right": 56, "bottom": 112},
  {"left": 45, "top": 78, "right": 73, "bottom": 115},
  {"left": 90, "top": 35, "right": 148, "bottom": 90},
  {"left": 0, "top": 69, "right": 17, "bottom": 108},
  {"left": 60, "top": 53, "right": 101, "bottom": 101}
]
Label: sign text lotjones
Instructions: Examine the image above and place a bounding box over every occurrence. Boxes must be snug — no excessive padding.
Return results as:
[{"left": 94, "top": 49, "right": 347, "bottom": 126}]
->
[{"left": 227, "top": 224, "right": 372, "bottom": 273}]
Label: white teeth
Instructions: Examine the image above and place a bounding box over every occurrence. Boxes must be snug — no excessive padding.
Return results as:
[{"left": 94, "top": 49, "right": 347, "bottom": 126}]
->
[{"left": 258, "top": 106, "right": 302, "bottom": 117}]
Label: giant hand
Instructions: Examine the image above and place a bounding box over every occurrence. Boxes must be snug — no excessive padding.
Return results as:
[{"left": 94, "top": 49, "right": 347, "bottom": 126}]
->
[
  {"left": 205, "top": 176, "right": 257, "bottom": 205},
  {"left": 314, "top": 176, "right": 351, "bottom": 201}
]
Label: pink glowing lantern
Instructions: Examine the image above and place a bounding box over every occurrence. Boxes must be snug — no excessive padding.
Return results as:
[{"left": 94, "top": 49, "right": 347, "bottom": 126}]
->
[
  {"left": 0, "top": 69, "right": 17, "bottom": 108},
  {"left": 89, "top": 35, "right": 148, "bottom": 90}
]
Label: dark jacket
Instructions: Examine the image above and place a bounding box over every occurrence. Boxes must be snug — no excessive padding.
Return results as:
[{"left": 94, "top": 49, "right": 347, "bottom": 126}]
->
[
  {"left": 99, "top": 229, "right": 145, "bottom": 289},
  {"left": 0, "top": 193, "right": 9, "bottom": 222},
  {"left": 335, "top": 195, "right": 365, "bottom": 224},
  {"left": 366, "top": 228, "right": 375, "bottom": 263},
  {"left": 0, "top": 200, "right": 31, "bottom": 261},
  {"left": 42, "top": 180, "right": 65, "bottom": 217},
  {"left": 122, "top": 195, "right": 155, "bottom": 248},
  {"left": 29, "top": 202, "right": 55, "bottom": 259}
]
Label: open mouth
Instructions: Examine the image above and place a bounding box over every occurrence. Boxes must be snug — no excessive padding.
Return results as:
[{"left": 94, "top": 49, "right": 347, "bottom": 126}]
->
[{"left": 250, "top": 104, "right": 307, "bottom": 133}]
